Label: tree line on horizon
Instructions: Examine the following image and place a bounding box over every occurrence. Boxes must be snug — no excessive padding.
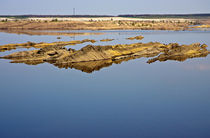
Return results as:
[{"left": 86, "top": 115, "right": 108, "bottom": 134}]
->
[{"left": 0, "top": 14, "right": 210, "bottom": 18}]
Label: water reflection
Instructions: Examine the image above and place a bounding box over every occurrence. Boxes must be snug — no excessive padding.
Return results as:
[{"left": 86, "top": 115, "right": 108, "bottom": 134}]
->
[
  {"left": 3, "top": 52, "right": 209, "bottom": 73},
  {"left": 0, "top": 30, "right": 102, "bottom": 36},
  {"left": 1, "top": 30, "right": 210, "bottom": 138},
  {"left": 0, "top": 30, "right": 210, "bottom": 73},
  {"left": 147, "top": 52, "right": 209, "bottom": 64},
  {"left": 5, "top": 56, "right": 139, "bottom": 73},
  {"left": 54, "top": 56, "right": 139, "bottom": 73}
]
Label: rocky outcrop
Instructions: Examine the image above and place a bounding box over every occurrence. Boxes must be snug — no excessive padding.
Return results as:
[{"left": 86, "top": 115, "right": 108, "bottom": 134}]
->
[
  {"left": 127, "top": 35, "right": 144, "bottom": 40},
  {"left": 1, "top": 42, "right": 209, "bottom": 73},
  {"left": 192, "top": 24, "right": 210, "bottom": 28},
  {"left": 0, "top": 39, "right": 96, "bottom": 52},
  {"left": 100, "top": 39, "right": 114, "bottom": 42},
  {"left": 147, "top": 43, "right": 209, "bottom": 63}
]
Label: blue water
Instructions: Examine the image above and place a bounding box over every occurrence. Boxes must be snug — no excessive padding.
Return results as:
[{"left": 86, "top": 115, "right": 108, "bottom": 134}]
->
[{"left": 0, "top": 30, "right": 210, "bottom": 138}]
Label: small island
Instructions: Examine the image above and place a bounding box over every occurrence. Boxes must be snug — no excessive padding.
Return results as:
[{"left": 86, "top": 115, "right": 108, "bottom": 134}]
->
[{"left": 1, "top": 40, "right": 209, "bottom": 73}]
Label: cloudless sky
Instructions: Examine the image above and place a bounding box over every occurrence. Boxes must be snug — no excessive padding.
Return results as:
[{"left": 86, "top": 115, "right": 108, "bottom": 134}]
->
[{"left": 0, "top": 0, "right": 210, "bottom": 15}]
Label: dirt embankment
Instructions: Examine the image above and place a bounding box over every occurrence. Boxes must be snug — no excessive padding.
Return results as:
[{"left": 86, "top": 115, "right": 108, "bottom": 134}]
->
[
  {"left": 0, "top": 29, "right": 102, "bottom": 36},
  {"left": 0, "top": 39, "right": 96, "bottom": 52},
  {"left": 0, "top": 35, "right": 142, "bottom": 52},
  {"left": 1, "top": 42, "right": 209, "bottom": 73},
  {"left": 0, "top": 19, "right": 197, "bottom": 31},
  {"left": 193, "top": 24, "right": 210, "bottom": 28},
  {"left": 192, "top": 19, "right": 210, "bottom": 28}
]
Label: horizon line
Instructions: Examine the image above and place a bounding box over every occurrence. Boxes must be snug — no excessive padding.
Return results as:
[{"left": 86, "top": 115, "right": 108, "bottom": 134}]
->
[{"left": 1, "top": 13, "right": 210, "bottom": 17}]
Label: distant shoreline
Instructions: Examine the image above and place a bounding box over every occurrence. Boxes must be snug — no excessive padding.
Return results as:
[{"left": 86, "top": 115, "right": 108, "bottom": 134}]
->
[
  {"left": 0, "top": 13, "right": 210, "bottom": 19},
  {"left": 0, "top": 16, "right": 209, "bottom": 31},
  {"left": 0, "top": 17, "right": 199, "bottom": 22}
]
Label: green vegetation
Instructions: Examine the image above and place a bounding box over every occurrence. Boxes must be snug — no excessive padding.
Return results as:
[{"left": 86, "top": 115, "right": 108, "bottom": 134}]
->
[
  {"left": 51, "top": 18, "right": 58, "bottom": 22},
  {"left": 1, "top": 19, "right": 8, "bottom": 22}
]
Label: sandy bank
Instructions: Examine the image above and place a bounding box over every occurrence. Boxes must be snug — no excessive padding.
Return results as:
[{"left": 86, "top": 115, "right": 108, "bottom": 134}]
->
[{"left": 2, "top": 41, "right": 209, "bottom": 73}]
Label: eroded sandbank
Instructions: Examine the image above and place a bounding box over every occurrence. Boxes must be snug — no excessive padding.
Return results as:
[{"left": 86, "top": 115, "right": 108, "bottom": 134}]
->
[{"left": 1, "top": 41, "right": 209, "bottom": 73}]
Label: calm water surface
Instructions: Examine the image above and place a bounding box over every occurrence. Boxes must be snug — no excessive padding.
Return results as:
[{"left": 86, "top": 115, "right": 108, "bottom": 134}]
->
[{"left": 0, "top": 30, "right": 210, "bottom": 138}]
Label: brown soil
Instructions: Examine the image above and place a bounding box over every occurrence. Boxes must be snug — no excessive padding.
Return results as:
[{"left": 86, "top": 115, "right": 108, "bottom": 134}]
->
[
  {"left": 0, "top": 39, "right": 96, "bottom": 52},
  {"left": 1, "top": 42, "right": 209, "bottom": 73},
  {"left": 127, "top": 35, "right": 144, "bottom": 40},
  {"left": 0, "top": 20, "right": 195, "bottom": 31},
  {"left": 100, "top": 39, "right": 114, "bottom": 42},
  {"left": 0, "top": 29, "right": 102, "bottom": 36}
]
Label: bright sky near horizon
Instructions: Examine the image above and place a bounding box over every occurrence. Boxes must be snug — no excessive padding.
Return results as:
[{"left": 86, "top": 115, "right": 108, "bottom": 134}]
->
[{"left": 0, "top": 0, "right": 210, "bottom": 15}]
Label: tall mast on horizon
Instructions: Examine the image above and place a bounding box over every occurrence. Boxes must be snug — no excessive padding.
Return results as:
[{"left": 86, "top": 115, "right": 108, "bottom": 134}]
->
[{"left": 73, "top": 8, "right": 75, "bottom": 16}]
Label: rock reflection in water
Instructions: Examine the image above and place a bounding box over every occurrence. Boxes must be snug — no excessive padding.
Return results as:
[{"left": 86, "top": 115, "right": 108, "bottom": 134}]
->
[
  {"left": 54, "top": 56, "right": 142, "bottom": 73},
  {"left": 0, "top": 30, "right": 102, "bottom": 37},
  {"left": 2, "top": 52, "right": 209, "bottom": 73},
  {"left": 1, "top": 42, "right": 209, "bottom": 73},
  {"left": 7, "top": 56, "right": 140, "bottom": 73},
  {"left": 147, "top": 52, "right": 209, "bottom": 64}
]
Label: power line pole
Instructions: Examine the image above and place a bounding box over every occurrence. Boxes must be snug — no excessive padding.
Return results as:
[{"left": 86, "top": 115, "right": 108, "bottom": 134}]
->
[{"left": 73, "top": 8, "right": 75, "bottom": 16}]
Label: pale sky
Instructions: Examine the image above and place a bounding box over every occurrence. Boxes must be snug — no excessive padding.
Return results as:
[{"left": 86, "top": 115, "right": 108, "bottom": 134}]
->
[{"left": 0, "top": 0, "right": 210, "bottom": 15}]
